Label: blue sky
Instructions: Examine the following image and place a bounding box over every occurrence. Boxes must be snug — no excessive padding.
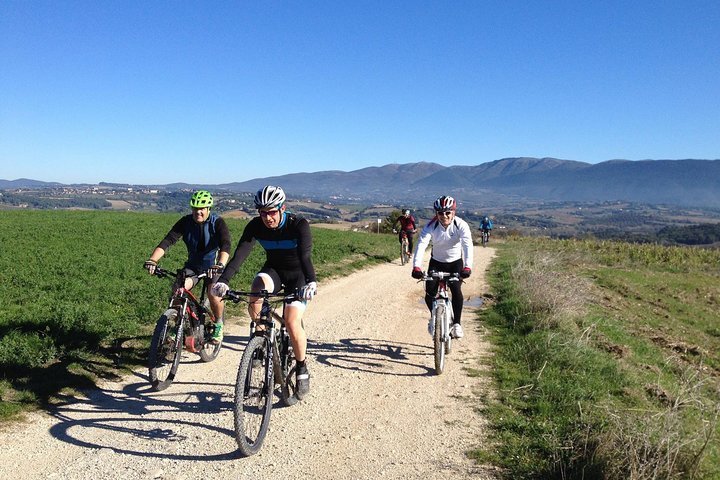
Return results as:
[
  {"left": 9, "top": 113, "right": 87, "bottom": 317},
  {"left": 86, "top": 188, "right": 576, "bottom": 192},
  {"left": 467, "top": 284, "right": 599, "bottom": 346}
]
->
[{"left": 2, "top": 1, "right": 719, "bottom": 185}]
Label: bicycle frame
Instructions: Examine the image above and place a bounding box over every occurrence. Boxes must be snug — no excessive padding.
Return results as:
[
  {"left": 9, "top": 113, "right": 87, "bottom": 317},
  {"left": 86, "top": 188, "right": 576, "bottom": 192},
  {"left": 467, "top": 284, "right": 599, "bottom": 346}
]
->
[{"left": 158, "top": 268, "right": 215, "bottom": 353}]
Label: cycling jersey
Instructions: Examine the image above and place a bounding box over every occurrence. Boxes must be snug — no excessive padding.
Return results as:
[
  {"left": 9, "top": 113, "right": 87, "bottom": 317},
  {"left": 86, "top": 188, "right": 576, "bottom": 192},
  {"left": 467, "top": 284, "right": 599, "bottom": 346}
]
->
[
  {"left": 480, "top": 219, "right": 493, "bottom": 230},
  {"left": 396, "top": 215, "right": 417, "bottom": 232},
  {"left": 219, "top": 212, "right": 317, "bottom": 286},
  {"left": 412, "top": 216, "right": 473, "bottom": 269},
  {"left": 156, "top": 213, "right": 231, "bottom": 271}
]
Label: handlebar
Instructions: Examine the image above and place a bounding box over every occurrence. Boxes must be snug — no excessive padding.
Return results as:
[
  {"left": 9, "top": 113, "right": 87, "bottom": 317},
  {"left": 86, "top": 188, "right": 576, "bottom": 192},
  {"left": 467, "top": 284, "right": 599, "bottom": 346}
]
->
[
  {"left": 420, "top": 271, "right": 461, "bottom": 282},
  {"left": 223, "top": 289, "right": 298, "bottom": 304},
  {"left": 152, "top": 267, "right": 207, "bottom": 280}
]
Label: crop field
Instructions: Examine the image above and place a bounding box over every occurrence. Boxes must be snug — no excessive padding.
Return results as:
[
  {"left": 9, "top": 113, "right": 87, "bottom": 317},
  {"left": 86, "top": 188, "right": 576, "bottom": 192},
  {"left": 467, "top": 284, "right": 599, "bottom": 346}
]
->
[
  {"left": 476, "top": 238, "right": 720, "bottom": 479},
  {"left": 0, "top": 210, "right": 396, "bottom": 418}
]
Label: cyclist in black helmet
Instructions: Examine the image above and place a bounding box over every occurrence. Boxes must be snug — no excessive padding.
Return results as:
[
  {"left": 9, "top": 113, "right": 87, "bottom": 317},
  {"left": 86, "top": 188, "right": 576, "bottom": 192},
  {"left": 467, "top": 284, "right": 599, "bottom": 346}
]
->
[
  {"left": 144, "top": 190, "right": 231, "bottom": 344},
  {"left": 213, "top": 185, "right": 317, "bottom": 400}
]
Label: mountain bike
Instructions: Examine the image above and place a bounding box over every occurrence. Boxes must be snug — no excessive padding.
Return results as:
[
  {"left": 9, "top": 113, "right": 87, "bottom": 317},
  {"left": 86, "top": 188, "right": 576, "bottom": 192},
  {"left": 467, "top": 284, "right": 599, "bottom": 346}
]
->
[
  {"left": 147, "top": 267, "right": 222, "bottom": 391},
  {"left": 421, "top": 271, "right": 461, "bottom": 375},
  {"left": 400, "top": 231, "right": 410, "bottom": 265},
  {"left": 481, "top": 228, "right": 490, "bottom": 247},
  {"left": 224, "top": 289, "right": 299, "bottom": 456}
]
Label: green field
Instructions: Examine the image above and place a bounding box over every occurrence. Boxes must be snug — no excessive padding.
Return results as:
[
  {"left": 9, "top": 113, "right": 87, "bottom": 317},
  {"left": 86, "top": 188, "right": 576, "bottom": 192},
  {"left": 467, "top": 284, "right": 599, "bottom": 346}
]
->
[
  {"left": 0, "top": 210, "right": 397, "bottom": 418},
  {"left": 474, "top": 238, "right": 720, "bottom": 479},
  {"left": 3, "top": 210, "right": 719, "bottom": 479}
]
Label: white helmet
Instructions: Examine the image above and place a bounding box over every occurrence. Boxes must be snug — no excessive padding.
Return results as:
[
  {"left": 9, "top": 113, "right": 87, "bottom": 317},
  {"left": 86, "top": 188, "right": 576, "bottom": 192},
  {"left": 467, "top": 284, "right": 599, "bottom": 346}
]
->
[
  {"left": 433, "top": 195, "right": 456, "bottom": 212},
  {"left": 403, "top": 209, "right": 410, "bottom": 215},
  {"left": 254, "top": 185, "right": 286, "bottom": 209}
]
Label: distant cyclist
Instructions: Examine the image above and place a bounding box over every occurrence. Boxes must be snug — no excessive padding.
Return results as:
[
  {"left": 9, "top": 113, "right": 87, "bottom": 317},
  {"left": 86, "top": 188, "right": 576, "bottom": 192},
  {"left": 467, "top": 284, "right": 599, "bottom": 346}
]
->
[
  {"left": 394, "top": 209, "right": 418, "bottom": 257},
  {"left": 411, "top": 195, "right": 473, "bottom": 339},
  {"left": 480, "top": 215, "right": 493, "bottom": 241},
  {"left": 212, "top": 185, "right": 316, "bottom": 399},
  {"left": 144, "top": 190, "right": 231, "bottom": 344}
]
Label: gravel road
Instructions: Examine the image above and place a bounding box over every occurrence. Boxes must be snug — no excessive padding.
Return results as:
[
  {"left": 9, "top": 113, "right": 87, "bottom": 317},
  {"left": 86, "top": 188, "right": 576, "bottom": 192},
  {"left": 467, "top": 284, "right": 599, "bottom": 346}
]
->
[{"left": 0, "top": 246, "right": 498, "bottom": 480}]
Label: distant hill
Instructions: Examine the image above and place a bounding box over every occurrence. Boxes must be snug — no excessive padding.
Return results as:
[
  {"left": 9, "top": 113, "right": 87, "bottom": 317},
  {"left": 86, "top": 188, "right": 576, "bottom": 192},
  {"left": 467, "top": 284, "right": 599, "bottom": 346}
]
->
[
  {"left": 215, "top": 157, "right": 720, "bottom": 208},
  {"left": 3, "top": 158, "right": 719, "bottom": 208},
  {"left": 0, "top": 178, "right": 63, "bottom": 188}
]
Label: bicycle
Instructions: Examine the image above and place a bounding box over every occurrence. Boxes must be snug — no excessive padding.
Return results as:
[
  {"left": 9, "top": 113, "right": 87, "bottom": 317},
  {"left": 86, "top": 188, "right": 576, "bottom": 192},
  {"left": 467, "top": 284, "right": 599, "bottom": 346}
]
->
[
  {"left": 400, "top": 231, "right": 411, "bottom": 265},
  {"left": 223, "top": 288, "right": 299, "bottom": 456},
  {"left": 420, "top": 271, "right": 461, "bottom": 375},
  {"left": 481, "top": 229, "right": 490, "bottom": 247},
  {"left": 147, "top": 267, "right": 222, "bottom": 391}
]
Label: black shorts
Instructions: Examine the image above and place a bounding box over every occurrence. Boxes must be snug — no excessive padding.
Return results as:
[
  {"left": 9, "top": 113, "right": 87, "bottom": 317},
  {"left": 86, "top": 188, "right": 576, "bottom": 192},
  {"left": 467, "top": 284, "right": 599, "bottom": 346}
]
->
[
  {"left": 259, "top": 266, "right": 306, "bottom": 297},
  {"left": 174, "top": 266, "right": 220, "bottom": 290}
]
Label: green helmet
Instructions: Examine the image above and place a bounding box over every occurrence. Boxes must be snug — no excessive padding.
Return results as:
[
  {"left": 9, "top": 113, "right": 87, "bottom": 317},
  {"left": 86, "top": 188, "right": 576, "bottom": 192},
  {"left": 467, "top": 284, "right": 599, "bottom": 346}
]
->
[{"left": 190, "top": 190, "right": 213, "bottom": 208}]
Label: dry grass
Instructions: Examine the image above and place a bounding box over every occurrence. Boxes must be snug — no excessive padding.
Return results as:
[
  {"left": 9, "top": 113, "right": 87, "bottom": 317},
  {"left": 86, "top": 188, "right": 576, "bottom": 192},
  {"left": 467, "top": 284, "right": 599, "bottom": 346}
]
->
[
  {"left": 599, "top": 362, "right": 719, "bottom": 479},
  {"left": 510, "top": 250, "right": 592, "bottom": 331}
]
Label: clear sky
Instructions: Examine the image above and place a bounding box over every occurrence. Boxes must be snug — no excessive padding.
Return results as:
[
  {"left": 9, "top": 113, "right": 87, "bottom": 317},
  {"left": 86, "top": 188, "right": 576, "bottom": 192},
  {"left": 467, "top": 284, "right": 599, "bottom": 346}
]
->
[{"left": 1, "top": 1, "right": 719, "bottom": 185}]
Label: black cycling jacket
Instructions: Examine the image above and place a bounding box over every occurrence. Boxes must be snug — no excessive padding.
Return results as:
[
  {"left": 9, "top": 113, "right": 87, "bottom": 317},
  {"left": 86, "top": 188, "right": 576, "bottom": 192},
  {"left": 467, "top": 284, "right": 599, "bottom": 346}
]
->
[
  {"left": 219, "top": 213, "right": 316, "bottom": 284},
  {"left": 157, "top": 213, "right": 231, "bottom": 271}
]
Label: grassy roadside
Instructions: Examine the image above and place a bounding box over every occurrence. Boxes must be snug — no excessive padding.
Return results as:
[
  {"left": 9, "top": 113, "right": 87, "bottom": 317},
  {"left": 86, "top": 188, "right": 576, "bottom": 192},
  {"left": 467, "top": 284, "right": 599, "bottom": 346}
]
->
[
  {"left": 0, "top": 210, "right": 397, "bottom": 421},
  {"left": 472, "top": 238, "right": 719, "bottom": 479}
]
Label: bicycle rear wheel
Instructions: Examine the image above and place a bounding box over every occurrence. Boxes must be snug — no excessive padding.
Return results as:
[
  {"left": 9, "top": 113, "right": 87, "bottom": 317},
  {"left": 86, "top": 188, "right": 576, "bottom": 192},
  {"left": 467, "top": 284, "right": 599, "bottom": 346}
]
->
[
  {"left": 199, "top": 320, "right": 222, "bottom": 362},
  {"left": 433, "top": 303, "right": 446, "bottom": 374},
  {"left": 148, "top": 309, "right": 183, "bottom": 391},
  {"left": 279, "top": 334, "right": 298, "bottom": 407},
  {"left": 234, "top": 335, "right": 273, "bottom": 456}
]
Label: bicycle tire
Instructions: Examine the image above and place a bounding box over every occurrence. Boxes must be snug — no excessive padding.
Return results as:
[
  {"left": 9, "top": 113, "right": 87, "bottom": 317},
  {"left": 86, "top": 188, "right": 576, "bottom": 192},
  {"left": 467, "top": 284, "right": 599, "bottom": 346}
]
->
[
  {"left": 148, "top": 308, "right": 183, "bottom": 391},
  {"left": 400, "top": 239, "right": 408, "bottom": 265},
  {"left": 445, "top": 303, "right": 453, "bottom": 355},
  {"left": 234, "top": 335, "right": 273, "bottom": 456},
  {"left": 199, "top": 320, "right": 222, "bottom": 362},
  {"left": 279, "top": 335, "right": 298, "bottom": 407},
  {"left": 433, "top": 303, "right": 446, "bottom": 374}
]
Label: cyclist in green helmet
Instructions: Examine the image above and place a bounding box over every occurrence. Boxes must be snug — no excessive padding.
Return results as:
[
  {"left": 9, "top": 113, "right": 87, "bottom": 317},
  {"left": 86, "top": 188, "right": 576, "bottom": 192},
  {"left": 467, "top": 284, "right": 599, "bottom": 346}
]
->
[{"left": 144, "top": 190, "right": 232, "bottom": 343}]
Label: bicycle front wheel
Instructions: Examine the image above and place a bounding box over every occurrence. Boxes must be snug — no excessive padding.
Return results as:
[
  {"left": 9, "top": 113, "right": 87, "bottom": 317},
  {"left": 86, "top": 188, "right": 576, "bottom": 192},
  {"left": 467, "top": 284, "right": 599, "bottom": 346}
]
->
[
  {"left": 433, "top": 303, "right": 446, "bottom": 374},
  {"left": 148, "top": 309, "right": 183, "bottom": 391},
  {"left": 234, "top": 335, "right": 273, "bottom": 456}
]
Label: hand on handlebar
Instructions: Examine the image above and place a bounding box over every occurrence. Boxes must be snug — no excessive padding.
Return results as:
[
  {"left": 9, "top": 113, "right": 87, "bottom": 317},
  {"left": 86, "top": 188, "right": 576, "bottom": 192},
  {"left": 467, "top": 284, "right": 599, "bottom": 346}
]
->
[
  {"left": 300, "top": 281, "right": 317, "bottom": 301},
  {"left": 211, "top": 281, "right": 230, "bottom": 298},
  {"left": 207, "top": 263, "right": 225, "bottom": 277},
  {"left": 460, "top": 267, "right": 471, "bottom": 278},
  {"left": 144, "top": 260, "right": 158, "bottom": 275},
  {"left": 411, "top": 267, "right": 423, "bottom": 279}
]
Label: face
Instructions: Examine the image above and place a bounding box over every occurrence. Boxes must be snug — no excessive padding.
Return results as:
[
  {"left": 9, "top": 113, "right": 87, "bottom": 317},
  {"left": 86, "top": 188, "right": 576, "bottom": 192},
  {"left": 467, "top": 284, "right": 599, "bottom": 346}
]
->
[
  {"left": 436, "top": 209, "right": 455, "bottom": 227},
  {"left": 259, "top": 204, "right": 285, "bottom": 229},
  {"left": 191, "top": 207, "right": 210, "bottom": 224}
]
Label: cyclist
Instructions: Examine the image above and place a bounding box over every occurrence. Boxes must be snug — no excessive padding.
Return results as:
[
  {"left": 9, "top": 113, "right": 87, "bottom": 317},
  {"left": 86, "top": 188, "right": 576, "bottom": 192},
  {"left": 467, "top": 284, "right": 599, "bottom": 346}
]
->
[
  {"left": 480, "top": 215, "right": 493, "bottom": 241},
  {"left": 393, "top": 209, "right": 418, "bottom": 257},
  {"left": 212, "top": 185, "right": 316, "bottom": 400},
  {"left": 144, "top": 190, "right": 231, "bottom": 344},
  {"left": 411, "top": 195, "right": 473, "bottom": 339}
]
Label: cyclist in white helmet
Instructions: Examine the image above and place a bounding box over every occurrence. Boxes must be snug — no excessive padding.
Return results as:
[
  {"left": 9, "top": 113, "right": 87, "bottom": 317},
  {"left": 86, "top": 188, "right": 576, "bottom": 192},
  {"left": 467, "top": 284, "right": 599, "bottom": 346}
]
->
[
  {"left": 411, "top": 195, "right": 473, "bottom": 339},
  {"left": 213, "top": 185, "right": 316, "bottom": 399}
]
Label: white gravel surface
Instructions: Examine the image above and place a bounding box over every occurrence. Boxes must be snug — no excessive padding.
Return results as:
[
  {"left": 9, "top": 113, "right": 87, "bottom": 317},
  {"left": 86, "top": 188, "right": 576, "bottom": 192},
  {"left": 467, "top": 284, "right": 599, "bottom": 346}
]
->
[{"left": 0, "top": 246, "right": 498, "bottom": 480}]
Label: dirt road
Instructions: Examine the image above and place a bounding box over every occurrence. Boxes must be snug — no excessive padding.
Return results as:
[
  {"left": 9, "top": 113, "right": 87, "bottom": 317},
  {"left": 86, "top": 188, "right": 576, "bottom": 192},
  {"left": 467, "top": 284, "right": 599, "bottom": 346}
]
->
[{"left": 0, "top": 247, "right": 497, "bottom": 480}]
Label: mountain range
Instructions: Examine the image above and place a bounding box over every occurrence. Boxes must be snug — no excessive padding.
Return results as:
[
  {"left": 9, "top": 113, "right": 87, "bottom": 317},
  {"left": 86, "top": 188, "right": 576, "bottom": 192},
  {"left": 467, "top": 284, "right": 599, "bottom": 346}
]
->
[{"left": 3, "top": 158, "right": 720, "bottom": 208}]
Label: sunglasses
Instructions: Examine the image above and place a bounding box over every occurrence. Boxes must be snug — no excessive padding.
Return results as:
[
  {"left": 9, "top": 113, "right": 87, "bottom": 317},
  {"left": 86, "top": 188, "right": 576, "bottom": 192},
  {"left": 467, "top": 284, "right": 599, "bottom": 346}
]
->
[
  {"left": 259, "top": 209, "right": 281, "bottom": 218},
  {"left": 437, "top": 211, "right": 454, "bottom": 216}
]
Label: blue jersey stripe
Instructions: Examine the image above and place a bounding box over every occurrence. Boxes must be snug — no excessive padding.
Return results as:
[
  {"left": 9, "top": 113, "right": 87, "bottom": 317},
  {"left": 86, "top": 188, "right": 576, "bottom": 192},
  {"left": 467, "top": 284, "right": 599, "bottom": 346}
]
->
[{"left": 258, "top": 238, "right": 298, "bottom": 250}]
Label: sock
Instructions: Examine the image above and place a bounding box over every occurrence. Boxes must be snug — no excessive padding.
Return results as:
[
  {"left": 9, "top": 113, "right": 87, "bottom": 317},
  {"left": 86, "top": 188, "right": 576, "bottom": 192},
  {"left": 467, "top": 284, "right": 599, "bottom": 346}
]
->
[{"left": 296, "top": 359, "right": 306, "bottom": 370}]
